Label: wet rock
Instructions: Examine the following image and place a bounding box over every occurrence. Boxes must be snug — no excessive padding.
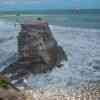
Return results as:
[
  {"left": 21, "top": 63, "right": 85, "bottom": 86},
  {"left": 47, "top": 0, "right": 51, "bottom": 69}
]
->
[
  {"left": 2, "top": 21, "right": 67, "bottom": 83},
  {"left": 89, "top": 59, "right": 100, "bottom": 71},
  {"left": 93, "top": 66, "right": 100, "bottom": 70}
]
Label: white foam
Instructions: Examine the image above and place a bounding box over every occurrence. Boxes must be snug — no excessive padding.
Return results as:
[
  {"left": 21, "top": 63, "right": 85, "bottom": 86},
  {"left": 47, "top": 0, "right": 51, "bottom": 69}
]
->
[
  {"left": 0, "top": 20, "right": 20, "bottom": 67},
  {"left": 28, "top": 25, "right": 100, "bottom": 89},
  {"left": 0, "top": 20, "right": 100, "bottom": 89}
]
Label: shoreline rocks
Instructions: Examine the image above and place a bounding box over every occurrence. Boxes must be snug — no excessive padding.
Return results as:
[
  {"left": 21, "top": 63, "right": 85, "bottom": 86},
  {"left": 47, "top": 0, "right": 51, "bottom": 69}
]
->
[{"left": 0, "top": 74, "right": 25, "bottom": 100}]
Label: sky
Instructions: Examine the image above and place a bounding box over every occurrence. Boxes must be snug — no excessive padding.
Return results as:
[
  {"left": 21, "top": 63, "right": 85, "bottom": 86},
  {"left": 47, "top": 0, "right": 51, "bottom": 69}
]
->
[{"left": 0, "top": 0, "right": 100, "bottom": 11}]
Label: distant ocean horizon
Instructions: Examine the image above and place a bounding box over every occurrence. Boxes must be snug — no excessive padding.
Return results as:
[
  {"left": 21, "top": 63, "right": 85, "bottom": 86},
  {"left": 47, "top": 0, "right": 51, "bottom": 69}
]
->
[
  {"left": 0, "top": 9, "right": 100, "bottom": 29},
  {"left": 0, "top": 9, "right": 100, "bottom": 14}
]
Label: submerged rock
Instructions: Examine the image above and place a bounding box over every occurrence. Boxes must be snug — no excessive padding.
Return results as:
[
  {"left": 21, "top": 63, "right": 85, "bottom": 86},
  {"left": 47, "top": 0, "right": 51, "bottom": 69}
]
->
[
  {"left": 2, "top": 20, "right": 67, "bottom": 84},
  {"left": 92, "top": 59, "right": 100, "bottom": 71}
]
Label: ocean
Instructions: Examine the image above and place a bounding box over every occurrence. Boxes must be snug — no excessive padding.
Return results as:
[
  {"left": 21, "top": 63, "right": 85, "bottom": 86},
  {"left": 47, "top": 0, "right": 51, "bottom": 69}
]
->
[
  {"left": 1, "top": 10, "right": 100, "bottom": 28},
  {"left": 0, "top": 10, "right": 100, "bottom": 89}
]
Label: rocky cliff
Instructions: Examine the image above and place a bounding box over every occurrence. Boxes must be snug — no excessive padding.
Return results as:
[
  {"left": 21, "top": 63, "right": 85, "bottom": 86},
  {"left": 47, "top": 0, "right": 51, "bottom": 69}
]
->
[
  {"left": 0, "top": 74, "right": 25, "bottom": 100},
  {"left": 2, "top": 21, "right": 67, "bottom": 84}
]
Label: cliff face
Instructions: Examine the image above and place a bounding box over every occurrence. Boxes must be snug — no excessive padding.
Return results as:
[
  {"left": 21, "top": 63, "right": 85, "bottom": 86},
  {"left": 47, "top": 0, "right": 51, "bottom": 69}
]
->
[
  {"left": 2, "top": 21, "right": 67, "bottom": 83},
  {"left": 18, "top": 22, "right": 59, "bottom": 66}
]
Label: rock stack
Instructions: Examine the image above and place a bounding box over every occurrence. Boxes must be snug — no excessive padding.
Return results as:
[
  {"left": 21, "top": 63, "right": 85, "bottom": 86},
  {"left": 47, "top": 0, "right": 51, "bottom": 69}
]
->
[
  {"left": 2, "top": 20, "right": 67, "bottom": 83},
  {"left": 18, "top": 21, "right": 60, "bottom": 66}
]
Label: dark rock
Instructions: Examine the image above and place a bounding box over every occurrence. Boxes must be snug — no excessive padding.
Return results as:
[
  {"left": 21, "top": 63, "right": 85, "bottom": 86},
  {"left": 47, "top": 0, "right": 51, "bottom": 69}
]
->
[
  {"left": 93, "top": 66, "right": 100, "bottom": 71},
  {"left": 57, "top": 64, "right": 64, "bottom": 68},
  {"left": 89, "top": 59, "right": 100, "bottom": 71},
  {"left": 2, "top": 21, "right": 67, "bottom": 83}
]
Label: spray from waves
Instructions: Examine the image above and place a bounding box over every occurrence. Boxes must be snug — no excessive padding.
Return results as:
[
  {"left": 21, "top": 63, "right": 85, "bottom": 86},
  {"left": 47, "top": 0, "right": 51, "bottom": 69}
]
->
[
  {"left": 0, "top": 20, "right": 100, "bottom": 89},
  {"left": 0, "top": 20, "right": 20, "bottom": 70}
]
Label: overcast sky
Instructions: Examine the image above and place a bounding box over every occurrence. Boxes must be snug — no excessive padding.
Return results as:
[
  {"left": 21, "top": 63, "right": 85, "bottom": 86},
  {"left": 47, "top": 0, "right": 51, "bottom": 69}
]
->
[{"left": 0, "top": 0, "right": 99, "bottom": 11}]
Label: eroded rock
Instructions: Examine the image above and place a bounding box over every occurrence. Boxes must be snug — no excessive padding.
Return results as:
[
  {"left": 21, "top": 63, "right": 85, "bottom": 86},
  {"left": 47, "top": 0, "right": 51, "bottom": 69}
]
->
[{"left": 2, "top": 21, "right": 67, "bottom": 84}]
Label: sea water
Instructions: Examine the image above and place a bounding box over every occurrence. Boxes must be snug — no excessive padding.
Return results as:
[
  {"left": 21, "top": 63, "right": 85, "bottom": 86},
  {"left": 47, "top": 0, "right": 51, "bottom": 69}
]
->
[{"left": 0, "top": 11, "right": 100, "bottom": 89}]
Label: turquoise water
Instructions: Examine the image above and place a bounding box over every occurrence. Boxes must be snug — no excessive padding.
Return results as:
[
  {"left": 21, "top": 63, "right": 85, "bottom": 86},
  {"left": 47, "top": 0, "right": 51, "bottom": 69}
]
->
[{"left": 0, "top": 12, "right": 100, "bottom": 29}]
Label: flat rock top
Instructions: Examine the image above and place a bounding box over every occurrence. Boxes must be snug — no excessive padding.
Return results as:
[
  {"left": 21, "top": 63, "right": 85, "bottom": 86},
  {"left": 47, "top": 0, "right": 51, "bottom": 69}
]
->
[
  {"left": 21, "top": 20, "right": 48, "bottom": 26},
  {"left": 20, "top": 20, "right": 49, "bottom": 32}
]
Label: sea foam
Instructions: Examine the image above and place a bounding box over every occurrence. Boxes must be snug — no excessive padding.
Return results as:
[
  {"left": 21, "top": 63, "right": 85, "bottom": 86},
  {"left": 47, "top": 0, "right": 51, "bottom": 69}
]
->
[{"left": 0, "top": 20, "right": 100, "bottom": 89}]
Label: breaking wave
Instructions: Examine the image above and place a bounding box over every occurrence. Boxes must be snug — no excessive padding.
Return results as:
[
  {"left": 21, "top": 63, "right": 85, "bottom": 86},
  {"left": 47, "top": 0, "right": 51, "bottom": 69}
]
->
[{"left": 0, "top": 20, "right": 100, "bottom": 89}]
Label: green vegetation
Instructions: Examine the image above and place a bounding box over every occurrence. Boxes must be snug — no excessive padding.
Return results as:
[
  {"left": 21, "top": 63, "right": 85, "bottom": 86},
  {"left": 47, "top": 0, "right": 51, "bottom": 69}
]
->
[{"left": 0, "top": 80, "right": 9, "bottom": 88}]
